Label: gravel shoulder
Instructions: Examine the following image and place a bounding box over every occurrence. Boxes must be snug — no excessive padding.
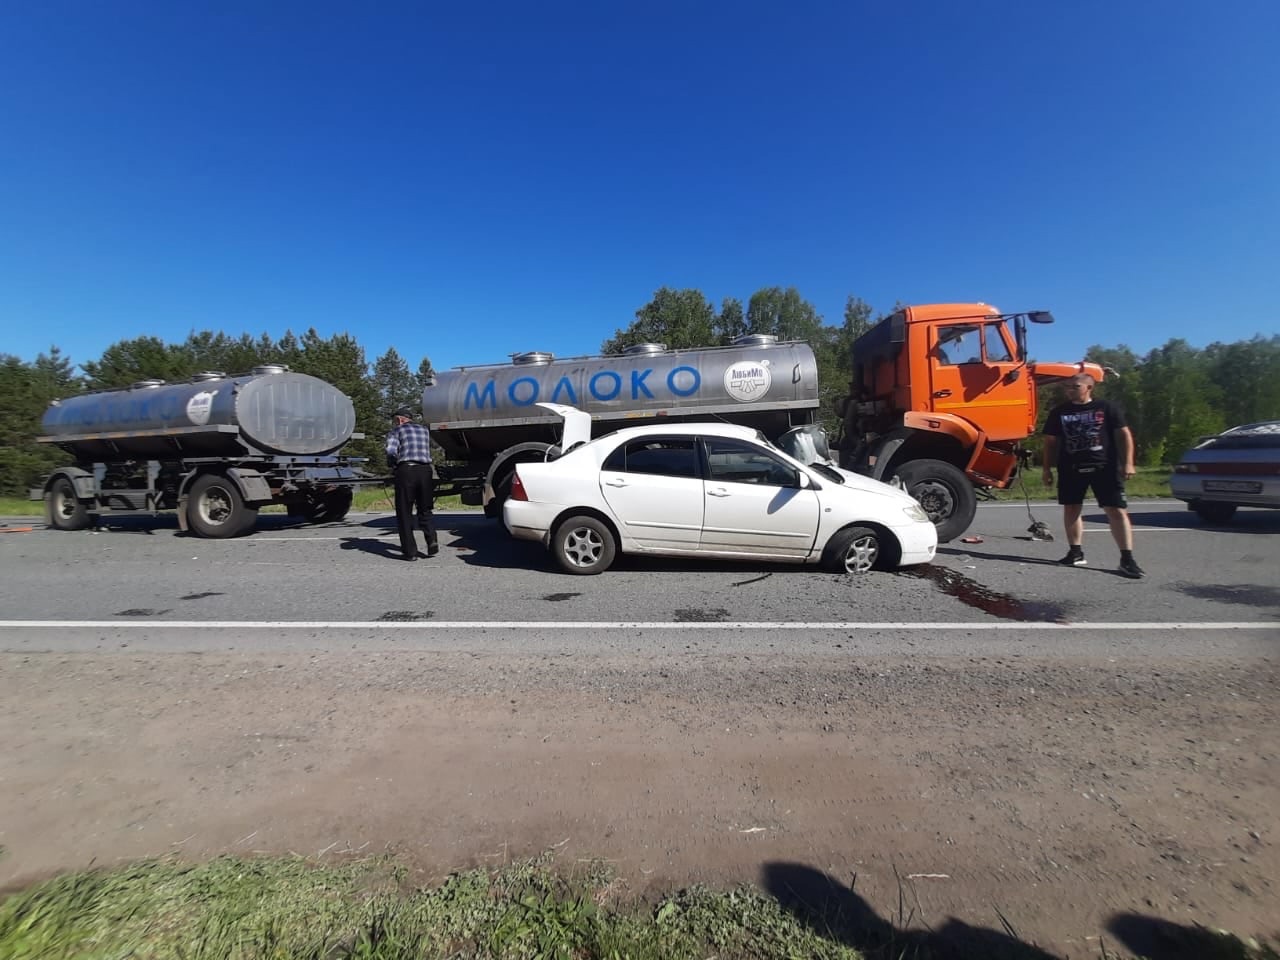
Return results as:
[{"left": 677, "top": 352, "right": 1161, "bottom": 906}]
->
[{"left": 2, "top": 648, "right": 1275, "bottom": 953}]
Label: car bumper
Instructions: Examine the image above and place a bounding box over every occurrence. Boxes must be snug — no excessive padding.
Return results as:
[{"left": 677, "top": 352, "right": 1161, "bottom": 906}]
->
[
  {"left": 1170, "top": 474, "right": 1280, "bottom": 508},
  {"left": 889, "top": 521, "right": 938, "bottom": 567},
  {"left": 503, "top": 499, "right": 557, "bottom": 544}
]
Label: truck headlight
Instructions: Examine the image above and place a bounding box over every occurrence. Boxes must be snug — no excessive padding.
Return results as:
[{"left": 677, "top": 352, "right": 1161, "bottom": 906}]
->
[{"left": 903, "top": 503, "right": 929, "bottom": 522}]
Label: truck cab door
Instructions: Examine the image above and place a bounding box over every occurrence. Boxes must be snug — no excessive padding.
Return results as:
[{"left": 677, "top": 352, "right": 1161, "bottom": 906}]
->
[{"left": 928, "top": 322, "right": 1030, "bottom": 441}]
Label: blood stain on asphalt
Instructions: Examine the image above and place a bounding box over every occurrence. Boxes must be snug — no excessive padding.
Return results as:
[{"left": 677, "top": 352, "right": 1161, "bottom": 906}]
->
[{"left": 899, "top": 566, "right": 1067, "bottom": 623}]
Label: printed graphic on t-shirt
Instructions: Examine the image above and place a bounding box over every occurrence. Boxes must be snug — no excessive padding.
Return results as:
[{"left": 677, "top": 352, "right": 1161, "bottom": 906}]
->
[{"left": 1059, "top": 408, "right": 1107, "bottom": 457}]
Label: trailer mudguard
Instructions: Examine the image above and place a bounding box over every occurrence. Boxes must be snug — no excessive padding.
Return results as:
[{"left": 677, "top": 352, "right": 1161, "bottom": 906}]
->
[
  {"left": 47, "top": 466, "right": 96, "bottom": 500},
  {"left": 226, "top": 469, "right": 274, "bottom": 505}
]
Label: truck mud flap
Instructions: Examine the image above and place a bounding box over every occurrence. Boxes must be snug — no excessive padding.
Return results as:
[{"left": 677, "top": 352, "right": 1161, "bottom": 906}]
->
[{"left": 226, "top": 469, "right": 274, "bottom": 505}]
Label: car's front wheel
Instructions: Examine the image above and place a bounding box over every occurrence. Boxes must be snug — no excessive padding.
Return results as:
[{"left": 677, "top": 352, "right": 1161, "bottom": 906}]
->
[
  {"left": 552, "top": 515, "right": 616, "bottom": 575},
  {"left": 824, "top": 525, "right": 884, "bottom": 574}
]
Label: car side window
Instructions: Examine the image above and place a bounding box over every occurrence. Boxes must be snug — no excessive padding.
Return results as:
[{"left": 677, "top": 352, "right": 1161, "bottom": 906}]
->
[
  {"left": 702, "top": 438, "right": 800, "bottom": 487},
  {"left": 602, "top": 438, "right": 699, "bottom": 479}
]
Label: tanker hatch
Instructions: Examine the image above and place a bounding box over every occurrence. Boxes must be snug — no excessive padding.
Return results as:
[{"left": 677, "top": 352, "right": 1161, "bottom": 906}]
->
[{"left": 512, "top": 351, "right": 555, "bottom": 365}]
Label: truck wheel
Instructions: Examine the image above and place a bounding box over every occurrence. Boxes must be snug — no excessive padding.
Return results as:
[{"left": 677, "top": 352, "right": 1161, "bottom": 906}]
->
[
  {"left": 823, "top": 525, "right": 883, "bottom": 574},
  {"left": 552, "top": 515, "right": 616, "bottom": 575},
  {"left": 1193, "top": 501, "right": 1237, "bottom": 524},
  {"left": 48, "top": 477, "right": 91, "bottom": 531},
  {"left": 892, "top": 459, "right": 976, "bottom": 543},
  {"left": 187, "top": 473, "right": 258, "bottom": 538}
]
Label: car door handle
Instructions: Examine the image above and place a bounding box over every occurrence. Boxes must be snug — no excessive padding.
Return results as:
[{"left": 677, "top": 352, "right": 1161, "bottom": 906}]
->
[
  {"left": 933, "top": 389, "right": 952, "bottom": 398},
  {"left": 604, "top": 478, "right": 629, "bottom": 487},
  {"left": 707, "top": 488, "right": 731, "bottom": 497}
]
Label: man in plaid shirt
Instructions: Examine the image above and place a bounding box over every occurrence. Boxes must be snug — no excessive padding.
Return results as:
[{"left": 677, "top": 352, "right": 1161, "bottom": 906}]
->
[{"left": 385, "top": 406, "right": 438, "bottom": 561}]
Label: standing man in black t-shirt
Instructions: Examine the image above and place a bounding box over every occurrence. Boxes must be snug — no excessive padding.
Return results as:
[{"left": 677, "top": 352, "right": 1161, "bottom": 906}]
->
[{"left": 1042, "top": 373, "right": 1144, "bottom": 579}]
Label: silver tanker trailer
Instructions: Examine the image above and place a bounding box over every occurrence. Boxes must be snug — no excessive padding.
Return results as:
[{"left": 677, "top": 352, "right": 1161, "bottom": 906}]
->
[
  {"left": 36, "top": 366, "right": 364, "bottom": 537},
  {"left": 421, "top": 335, "right": 822, "bottom": 516}
]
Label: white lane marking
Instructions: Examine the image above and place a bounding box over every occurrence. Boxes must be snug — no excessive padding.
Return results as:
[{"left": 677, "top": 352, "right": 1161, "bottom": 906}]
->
[
  {"left": 0, "top": 620, "right": 1272, "bottom": 631},
  {"left": 1082, "top": 528, "right": 1197, "bottom": 533}
]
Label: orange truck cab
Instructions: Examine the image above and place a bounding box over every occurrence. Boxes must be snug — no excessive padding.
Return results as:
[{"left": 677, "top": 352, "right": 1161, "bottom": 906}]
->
[{"left": 836, "top": 303, "right": 1103, "bottom": 541}]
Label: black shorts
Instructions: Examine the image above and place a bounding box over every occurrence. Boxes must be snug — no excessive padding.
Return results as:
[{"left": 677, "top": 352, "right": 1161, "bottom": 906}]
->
[{"left": 1058, "top": 466, "right": 1127, "bottom": 508}]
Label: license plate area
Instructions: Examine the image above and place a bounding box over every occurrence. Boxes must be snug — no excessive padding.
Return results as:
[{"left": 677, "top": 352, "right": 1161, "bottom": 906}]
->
[{"left": 1204, "top": 480, "right": 1262, "bottom": 493}]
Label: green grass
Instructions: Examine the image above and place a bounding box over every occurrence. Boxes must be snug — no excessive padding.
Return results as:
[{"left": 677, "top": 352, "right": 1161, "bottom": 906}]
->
[
  {"left": 990, "top": 466, "right": 1172, "bottom": 502},
  {"left": 0, "top": 855, "right": 1274, "bottom": 960},
  {"left": 0, "top": 490, "right": 473, "bottom": 518},
  {"left": 0, "top": 467, "right": 1174, "bottom": 519},
  {"left": 0, "top": 856, "right": 864, "bottom": 960}
]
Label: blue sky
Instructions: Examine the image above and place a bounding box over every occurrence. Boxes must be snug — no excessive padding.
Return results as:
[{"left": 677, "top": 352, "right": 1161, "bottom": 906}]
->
[{"left": 2, "top": 1, "right": 1277, "bottom": 375}]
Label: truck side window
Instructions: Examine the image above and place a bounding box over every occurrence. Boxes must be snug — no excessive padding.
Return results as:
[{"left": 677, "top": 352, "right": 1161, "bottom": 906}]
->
[
  {"left": 934, "top": 325, "right": 983, "bottom": 365},
  {"left": 983, "top": 324, "right": 1013, "bottom": 362},
  {"left": 602, "top": 438, "right": 699, "bottom": 479},
  {"left": 702, "top": 439, "right": 800, "bottom": 487}
]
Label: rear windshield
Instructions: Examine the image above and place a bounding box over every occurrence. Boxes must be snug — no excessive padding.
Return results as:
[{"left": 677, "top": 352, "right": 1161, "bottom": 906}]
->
[{"left": 1201, "top": 429, "right": 1280, "bottom": 450}]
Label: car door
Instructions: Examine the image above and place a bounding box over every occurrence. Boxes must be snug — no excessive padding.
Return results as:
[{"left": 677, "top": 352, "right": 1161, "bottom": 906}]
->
[
  {"left": 598, "top": 436, "right": 704, "bottom": 550},
  {"left": 699, "top": 437, "right": 821, "bottom": 557}
]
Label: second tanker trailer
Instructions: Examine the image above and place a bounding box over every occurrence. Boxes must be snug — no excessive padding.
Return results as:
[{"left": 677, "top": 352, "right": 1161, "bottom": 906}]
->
[
  {"left": 421, "top": 336, "right": 823, "bottom": 516},
  {"left": 37, "top": 365, "right": 365, "bottom": 537}
]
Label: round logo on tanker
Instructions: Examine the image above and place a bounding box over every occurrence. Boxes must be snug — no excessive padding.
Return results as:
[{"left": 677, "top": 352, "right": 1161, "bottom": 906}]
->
[
  {"left": 186, "top": 391, "right": 215, "bottom": 426},
  {"left": 723, "top": 358, "right": 772, "bottom": 402}
]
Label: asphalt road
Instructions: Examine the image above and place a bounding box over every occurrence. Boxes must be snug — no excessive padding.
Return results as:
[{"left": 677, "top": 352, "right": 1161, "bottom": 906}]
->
[
  {"left": 1, "top": 500, "right": 1276, "bottom": 655},
  {"left": 2, "top": 500, "right": 1277, "bottom": 949}
]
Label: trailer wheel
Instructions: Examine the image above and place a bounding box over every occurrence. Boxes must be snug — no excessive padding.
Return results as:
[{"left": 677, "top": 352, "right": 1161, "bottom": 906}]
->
[
  {"left": 187, "top": 473, "right": 257, "bottom": 538},
  {"left": 48, "top": 477, "right": 91, "bottom": 531},
  {"left": 312, "top": 488, "right": 353, "bottom": 523},
  {"left": 485, "top": 469, "right": 514, "bottom": 520},
  {"left": 891, "top": 459, "right": 976, "bottom": 543}
]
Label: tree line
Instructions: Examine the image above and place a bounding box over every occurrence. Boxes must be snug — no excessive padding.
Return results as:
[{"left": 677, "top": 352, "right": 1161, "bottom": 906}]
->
[{"left": 2, "top": 289, "right": 1276, "bottom": 497}]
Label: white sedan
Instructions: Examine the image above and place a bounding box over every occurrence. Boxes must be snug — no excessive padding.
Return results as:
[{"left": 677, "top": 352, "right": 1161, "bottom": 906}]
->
[{"left": 504, "top": 418, "right": 937, "bottom": 575}]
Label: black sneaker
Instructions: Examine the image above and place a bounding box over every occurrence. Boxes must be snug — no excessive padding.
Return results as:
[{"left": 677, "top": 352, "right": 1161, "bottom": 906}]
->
[
  {"left": 1118, "top": 557, "right": 1145, "bottom": 579},
  {"left": 1058, "top": 551, "right": 1087, "bottom": 566}
]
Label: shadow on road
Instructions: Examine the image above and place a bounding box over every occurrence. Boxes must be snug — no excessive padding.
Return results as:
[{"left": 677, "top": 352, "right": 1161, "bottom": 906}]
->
[
  {"left": 1107, "top": 912, "right": 1272, "bottom": 959},
  {"left": 338, "top": 536, "right": 405, "bottom": 561},
  {"left": 936, "top": 546, "right": 1139, "bottom": 580},
  {"left": 762, "top": 861, "right": 1059, "bottom": 959},
  {"left": 1087, "top": 508, "right": 1280, "bottom": 533}
]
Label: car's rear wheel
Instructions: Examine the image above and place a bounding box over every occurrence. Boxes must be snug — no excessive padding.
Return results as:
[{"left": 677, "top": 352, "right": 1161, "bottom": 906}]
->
[
  {"left": 552, "top": 515, "right": 616, "bottom": 575},
  {"left": 1193, "top": 501, "right": 1237, "bottom": 524},
  {"left": 824, "top": 525, "right": 883, "bottom": 574}
]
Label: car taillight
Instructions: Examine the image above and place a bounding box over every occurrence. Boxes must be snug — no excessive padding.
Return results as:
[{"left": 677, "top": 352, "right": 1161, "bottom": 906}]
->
[{"left": 510, "top": 471, "right": 529, "bottom": 501}]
